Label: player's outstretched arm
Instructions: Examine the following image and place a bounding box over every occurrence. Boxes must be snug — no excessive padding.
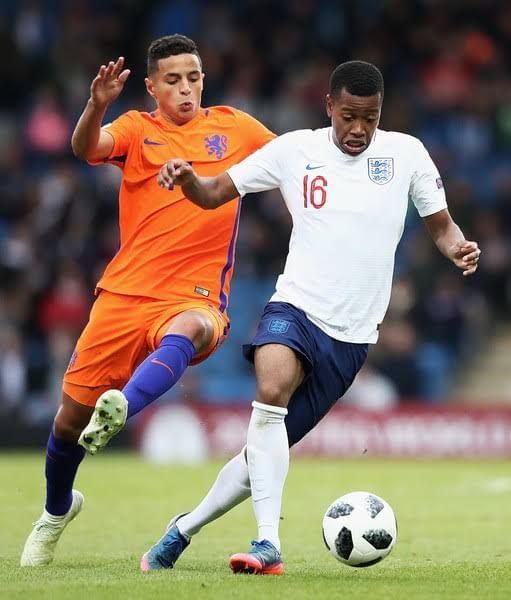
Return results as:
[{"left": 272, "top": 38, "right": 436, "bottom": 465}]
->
[
  {"left": 424, "top": 208, "right": 481, "bottom": 276},
  {"left": 158, "top": 159, "right": 239, "bottom": 209},
  {"left": 71, "top": 57, "right": 130, "bottom": 161}
]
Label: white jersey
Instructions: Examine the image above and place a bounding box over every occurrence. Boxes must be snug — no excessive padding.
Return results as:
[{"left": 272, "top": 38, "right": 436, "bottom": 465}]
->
[{"left": 227, "top": 127, "right": 447, "bottom": 343}]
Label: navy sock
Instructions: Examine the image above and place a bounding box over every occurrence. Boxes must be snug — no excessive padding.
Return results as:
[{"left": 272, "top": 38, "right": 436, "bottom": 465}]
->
[
  {"left": 123, "top": 334, "right": 196, "bottom": 419},
  {"left": 45, "top": 431, "right": 86, "bottom": 516}
]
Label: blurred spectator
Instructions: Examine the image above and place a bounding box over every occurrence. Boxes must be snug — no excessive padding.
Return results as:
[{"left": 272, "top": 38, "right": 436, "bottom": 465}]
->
[
  {"left": 0, "top": 323, "right": 26, "bottom": 414},
  {"left": 38, "top": 262, "right": 89, "bottom": 336},
  {"left": 472, "top": 210, "right": 511, "bottom": 316},
  {"left": 413, "top": 273, "right": 467, "bottom": 356},
  {"left": 25, "top": 86, "right": 70, "bottom": 157},
  {"left": 372, "top": 320, "right": 421, "bottom": 399},
  {"left": 342, "top": 363, "right": 399, "bottom": 411}
]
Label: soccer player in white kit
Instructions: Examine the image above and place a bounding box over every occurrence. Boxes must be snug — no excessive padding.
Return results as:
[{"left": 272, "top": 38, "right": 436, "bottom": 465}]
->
[{"left": 142, "top": 61, "right": 481, "bottom": 575}]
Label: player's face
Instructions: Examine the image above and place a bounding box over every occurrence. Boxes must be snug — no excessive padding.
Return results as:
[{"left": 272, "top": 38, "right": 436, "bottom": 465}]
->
[
  {"left": 326, "top": 89, "right": 382, "bottom": 156},
  {"left": 145, "top": 54, "right": 204, "bottom": 125}
]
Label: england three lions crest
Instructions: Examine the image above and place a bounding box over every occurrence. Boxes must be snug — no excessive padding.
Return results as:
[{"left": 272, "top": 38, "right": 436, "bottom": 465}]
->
[{"left": 368, "top": 158, "right": 394, "bottom": 185}]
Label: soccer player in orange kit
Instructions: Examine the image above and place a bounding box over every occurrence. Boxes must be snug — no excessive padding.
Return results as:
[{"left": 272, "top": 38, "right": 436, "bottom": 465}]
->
[{"left": 20, "top": 34, "right": 274, "bottom": 567}]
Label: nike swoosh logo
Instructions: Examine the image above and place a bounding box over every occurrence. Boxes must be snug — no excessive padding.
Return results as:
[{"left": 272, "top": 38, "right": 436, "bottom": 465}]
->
[
  {"left": 143, "top": 137, "right": 166, "bottom": 146},
  {"left": 305, "top": 163, "right": 325, "bottom": 170},
  {"left": 151, "top": 358, "right": 175, "bottom": 376}
]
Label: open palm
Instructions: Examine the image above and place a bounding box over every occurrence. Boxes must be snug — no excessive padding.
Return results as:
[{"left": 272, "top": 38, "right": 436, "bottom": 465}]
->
[{"left": 90, "top": 56, "right": 131, "bottom": 107}]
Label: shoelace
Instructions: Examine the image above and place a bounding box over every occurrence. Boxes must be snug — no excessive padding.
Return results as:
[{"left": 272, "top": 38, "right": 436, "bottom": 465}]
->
[
  {"left": 32, "top": 517, "right": 65, "bottom": 535},
  {"left": 249, "top": 539, "right": 282, "bottom": 566},
  {"left": 250, "top": 540, "right": 271, "bottom": 550}
]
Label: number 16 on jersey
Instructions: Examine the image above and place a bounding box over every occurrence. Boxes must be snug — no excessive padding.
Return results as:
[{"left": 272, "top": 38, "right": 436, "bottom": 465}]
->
[{"left": 303, "top": 175, "right": 328, "bottom": 209}]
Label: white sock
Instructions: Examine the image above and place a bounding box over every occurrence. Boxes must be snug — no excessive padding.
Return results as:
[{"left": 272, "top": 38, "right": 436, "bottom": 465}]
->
[
  {"left": 42, "top": 509, "right": 67, "bottom": 523},
  {"left": 247, "top": 400, "right": 289, "bottom": 553},
  {"left": 176, "top": 450, "right": 251, "bottom": 538}
]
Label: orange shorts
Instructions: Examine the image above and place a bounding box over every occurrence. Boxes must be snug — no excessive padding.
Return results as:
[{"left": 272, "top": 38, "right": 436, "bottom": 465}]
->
[{"left": 63, "top": 290, "right": 228, "bottom": 406}]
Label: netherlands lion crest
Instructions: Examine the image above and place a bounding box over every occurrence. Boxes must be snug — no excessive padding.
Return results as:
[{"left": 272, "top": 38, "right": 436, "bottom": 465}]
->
[
  {"left": 204, "top": 134, "right": 228, "bottom": 159},
  {"left": 368, "top": 158, "right": 394, "bottom": 185}
]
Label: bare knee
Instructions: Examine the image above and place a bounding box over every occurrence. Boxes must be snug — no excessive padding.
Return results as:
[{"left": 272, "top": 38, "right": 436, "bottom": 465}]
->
[
  {"left": 254, "top": 344, "right": 305, "bottom": 408},
  {"left": 256, "top": 381, "right": 290, "bottom": 408},
  {"left": 164, "top": 310, "right": 215, "bottom": 354},
  {"left": 53, "top": 393, "right": 94, "bottom": 442}
]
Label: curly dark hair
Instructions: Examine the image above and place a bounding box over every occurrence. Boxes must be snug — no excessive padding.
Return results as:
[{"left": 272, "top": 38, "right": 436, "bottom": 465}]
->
[
  {"left": 147, "top": 34, "right": 202, "bottom": 74},
  {"left": 329, "top": 60, "right": 384, "bottom": 98}
]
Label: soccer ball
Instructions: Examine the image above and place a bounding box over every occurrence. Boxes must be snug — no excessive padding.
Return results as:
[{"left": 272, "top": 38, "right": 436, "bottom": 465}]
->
[{"left": 322, "top": 491, "right": 397, "bottom": 567}]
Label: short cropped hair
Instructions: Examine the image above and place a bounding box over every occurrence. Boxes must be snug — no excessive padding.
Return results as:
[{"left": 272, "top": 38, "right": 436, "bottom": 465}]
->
[
  {"left": 329, "top": 61, "right": 384, "bottom": 98},
  {"left": 147, "top": 34, "right": 202, "bottom": 74}
]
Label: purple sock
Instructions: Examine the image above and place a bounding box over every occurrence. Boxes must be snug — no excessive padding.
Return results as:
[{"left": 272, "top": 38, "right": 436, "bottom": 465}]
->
[
  {"left": 124, "top": 334, "right": 196, "bottom": 419},
  {"left": 45, "top": 431, "right": 85, "bottom": 516}
]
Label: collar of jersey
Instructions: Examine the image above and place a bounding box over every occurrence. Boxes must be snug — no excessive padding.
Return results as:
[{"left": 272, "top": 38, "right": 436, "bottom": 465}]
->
[
  {"left": 152, "top": 108, "right": 206, "bottom": 131},
  {"left": 327, "top": 127, "right": 378, "bottom": 161}
]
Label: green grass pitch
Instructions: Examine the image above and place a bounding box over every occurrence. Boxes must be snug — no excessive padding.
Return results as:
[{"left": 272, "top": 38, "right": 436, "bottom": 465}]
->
[{"left": 2, "top": 453, "right": 511, "bottom": 599}]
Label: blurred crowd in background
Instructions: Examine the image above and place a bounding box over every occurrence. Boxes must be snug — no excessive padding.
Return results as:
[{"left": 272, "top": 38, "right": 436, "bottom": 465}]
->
[{"left": 0, "top": 0, "right": 510, "bottom": 422}]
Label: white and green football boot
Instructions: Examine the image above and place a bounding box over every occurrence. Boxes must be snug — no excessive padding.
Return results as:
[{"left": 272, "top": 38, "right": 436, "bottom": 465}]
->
[
  {"left": 78, "top": 389, "right": 128, "bottom": 455},
  {"left": 20, "top": 489, "right": 84, "bottom": 567}
]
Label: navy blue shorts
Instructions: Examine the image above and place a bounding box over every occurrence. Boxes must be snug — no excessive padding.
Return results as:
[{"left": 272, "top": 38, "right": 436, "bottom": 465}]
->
[{"left": 243, "top": 302, "right": 368, "bottom": 447}]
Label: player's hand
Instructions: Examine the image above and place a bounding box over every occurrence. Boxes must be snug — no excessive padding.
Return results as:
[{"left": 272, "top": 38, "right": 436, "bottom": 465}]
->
[
  {"left": 449, "top": 240, "right": 481, "bottom": 276},
  {"left": 90, "top": 57, "right": 130, "bottom": 108},
  {"left": 158, "top": 159, "right": 195, "bottom": 189}
]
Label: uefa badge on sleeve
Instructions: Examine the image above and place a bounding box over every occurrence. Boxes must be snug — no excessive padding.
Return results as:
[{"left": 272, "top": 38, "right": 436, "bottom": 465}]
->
[{"left": 368, "top": 158, "right": 394, "bottom": 185}]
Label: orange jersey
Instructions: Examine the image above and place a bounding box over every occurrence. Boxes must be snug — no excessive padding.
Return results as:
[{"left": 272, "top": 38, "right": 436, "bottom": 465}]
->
[{"left": 92, "top": 106, "right": 275, "bottom": 313}]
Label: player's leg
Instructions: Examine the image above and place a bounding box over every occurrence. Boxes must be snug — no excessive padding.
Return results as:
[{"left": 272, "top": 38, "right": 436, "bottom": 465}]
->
[
  {"left": 166, "top": 341, "right": 364, "bottom": 551},
  {"left": 141, "top": 302, "right": 307, "bottom": 572},
  {"left": 122, "top": 309, "right": 213, "bottom": 418},
  {"left": 142, "top": 303, "right": 367, "bottom": 572},
  {"left": 141, "top": 447, "right": 251, "bottom": 571},
  {"left": 150, "top": 367, "right": 356, "bottom": 568},
  {"left": 20, "top": 388, "right": 108, "bottom": 567},
  {"left": 79, "top": 304, "right": 225, "bottom": 454},
  {"left": 227, "top": 338, "right": 366, "bottom": 574},
  {"left": 142, "top": 343, "right": 302, "bottom": 575},
  {"left": 140, "top": 367, "right": 360, "bottom": 573},
  {"left": 229, "top": 342, "right": 304, "bottom": 575},
  {"left": 22, "top": 291, "right": 148, "bottom": 566},
  {"left": 228, "top": 302, "right": 367, "bottom": 574},
  {"left": 175, "top": 449, "right": 251, "bottom": 537}
]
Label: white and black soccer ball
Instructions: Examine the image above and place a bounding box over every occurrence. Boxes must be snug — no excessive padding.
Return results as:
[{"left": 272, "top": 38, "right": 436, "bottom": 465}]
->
[{"left": 322, "top": 491, "right": 397, "bottom": 567}]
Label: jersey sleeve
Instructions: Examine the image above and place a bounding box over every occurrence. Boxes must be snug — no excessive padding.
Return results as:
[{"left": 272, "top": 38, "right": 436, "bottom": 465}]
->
[
  {"left": 227, "top": 133, "right": 290, "bottom": 196},
  {"left": 88, "top": 111, "right": 141, "bottom": 168},
  {"left": 235, "top": 110, "right": 276, "bottom": 153},
  {"left": 409, "top": 140, "right": 447, "bottom": 217}
]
